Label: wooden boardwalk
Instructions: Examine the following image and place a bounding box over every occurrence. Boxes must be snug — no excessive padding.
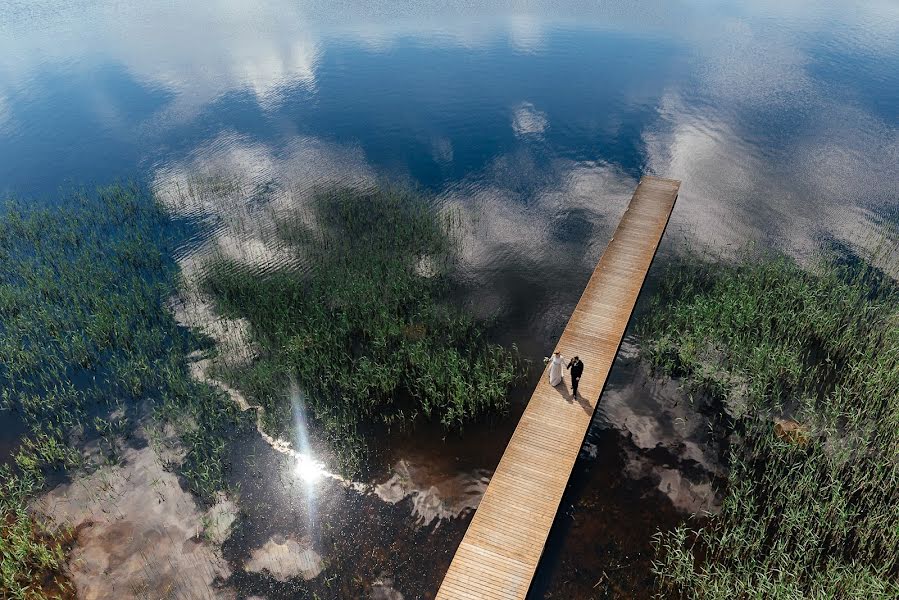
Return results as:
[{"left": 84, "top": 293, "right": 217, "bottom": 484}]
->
[{"left": 435, "top": 176, "right": 680, "bottom": 600}]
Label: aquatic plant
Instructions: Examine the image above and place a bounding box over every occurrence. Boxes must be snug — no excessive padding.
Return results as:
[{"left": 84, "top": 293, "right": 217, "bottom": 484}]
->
[
  {"left": 198, "top": 186, "right": 522, "bottom": 472},
  {"left": 0, "top": 181, "right": 521, "bottom": 595},
  {"left": 641, "top": 249, "right": 899, "bottom": 598},
  {"left": 0, "top": 465, "right": 73, "bottom": 600},
  {"left": 0, "top": 185, "right": 244, "bottom": 597}
]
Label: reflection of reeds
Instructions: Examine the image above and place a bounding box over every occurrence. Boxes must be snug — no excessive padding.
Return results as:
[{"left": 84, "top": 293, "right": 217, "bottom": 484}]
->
[
  {"left": 642, "top": 243, "right": 899, "bottom": 597},
  {"left": 196, "top": 186, "right": 522, "bottom": 474}
]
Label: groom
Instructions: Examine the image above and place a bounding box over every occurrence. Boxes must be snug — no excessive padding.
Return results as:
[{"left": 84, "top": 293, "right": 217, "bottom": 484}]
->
[{"left": 566, "top": 356, "right": 584, "bottom": 396}]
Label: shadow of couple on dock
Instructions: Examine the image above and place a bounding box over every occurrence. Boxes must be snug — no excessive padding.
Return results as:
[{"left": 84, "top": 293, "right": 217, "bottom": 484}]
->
[{"left": 553, "top": 380, "right": 594, "bottom": 415}]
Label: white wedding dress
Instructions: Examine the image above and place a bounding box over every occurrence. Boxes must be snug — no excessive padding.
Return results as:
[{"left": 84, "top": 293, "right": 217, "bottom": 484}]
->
[{"left": 548, "top": 354, "right": 564, "bottom": 387}]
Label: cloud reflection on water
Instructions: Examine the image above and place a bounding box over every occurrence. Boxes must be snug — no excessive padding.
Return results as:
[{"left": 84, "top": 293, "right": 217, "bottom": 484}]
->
[
  {"left": 511, "top": 102, "right": 548, "bottom": 137},
  {"left": 3, "top": 0, "right": 894, "bottom": 258},
  {"left": 0, "top": 0, "right": 675, "bottom": 126},
  {"left": 1, "top": 1, "right": 320, "bottom": 122},
  {"left": 3, "top": 5, "right": 899, "bottom": 592},
  {"left": 645, "top": 87, "right": 899, "bottom": 268}
]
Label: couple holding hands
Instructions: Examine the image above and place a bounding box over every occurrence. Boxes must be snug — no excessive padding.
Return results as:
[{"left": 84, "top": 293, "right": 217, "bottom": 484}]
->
[{"left": 544, "top": 351, "right": 584, "bottom": 396}]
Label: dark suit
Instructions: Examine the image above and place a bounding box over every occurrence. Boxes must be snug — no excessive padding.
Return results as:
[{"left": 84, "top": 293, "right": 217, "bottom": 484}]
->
[{"left": 567, "top": 359, "right": 584, "bottom": 395}]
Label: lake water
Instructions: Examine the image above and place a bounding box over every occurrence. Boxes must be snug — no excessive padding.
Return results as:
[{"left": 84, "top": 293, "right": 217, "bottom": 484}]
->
[{"left": 2, "top": 1, "right": 898, "bottom": 598}]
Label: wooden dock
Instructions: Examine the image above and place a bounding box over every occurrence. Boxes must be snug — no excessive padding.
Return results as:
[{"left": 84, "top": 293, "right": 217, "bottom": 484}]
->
[{"left": 435, "top": 176, "right": 680, "bottom": 599}]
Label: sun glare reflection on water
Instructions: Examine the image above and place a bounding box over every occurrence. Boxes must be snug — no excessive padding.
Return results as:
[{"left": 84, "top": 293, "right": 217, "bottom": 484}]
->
[
  {"left": 286, "top": 379, "right": 360, "bottom": 493},
  {"left": 289, "top": 379, "right": 325, "bottom": 489},
  {"left": 294, "top": 452, "right": 326, "bottom": 483}
]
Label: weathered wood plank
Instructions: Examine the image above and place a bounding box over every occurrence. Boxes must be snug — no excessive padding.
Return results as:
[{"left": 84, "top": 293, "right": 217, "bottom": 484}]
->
[{"left": 435, "top": 176, "right": 679, "bottom": 600}]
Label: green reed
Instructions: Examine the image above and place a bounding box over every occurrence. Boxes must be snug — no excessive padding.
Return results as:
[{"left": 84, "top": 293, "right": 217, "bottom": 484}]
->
[
  {"left": 200, "top": 186, "right": 523, "bottom": 473},
  {"left": 0, "top": 185, "right": 243, "bottom": 598},
  {"left": 0, "top": 465, "right": 72, "bottom": 600},
  {"left": 641, "top": 247, "right": 899, "bottom": 599},
  {"left": 0, "top": 181, "right": 522, "bottom": 595}
]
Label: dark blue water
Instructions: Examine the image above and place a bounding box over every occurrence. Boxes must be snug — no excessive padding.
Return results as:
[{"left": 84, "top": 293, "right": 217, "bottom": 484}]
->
[
  {"left": 3, "top": 3, "right": 896, "bottom": 250},
  {"left": 2, "top": 1, "right": 898, "bottom": 598},
  {"left": 1, "top": 24, "right": 678, "bottom": 193}
]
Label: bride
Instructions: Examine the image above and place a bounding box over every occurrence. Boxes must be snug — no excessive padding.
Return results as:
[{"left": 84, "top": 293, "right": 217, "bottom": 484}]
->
[{"left": 545, "top": 350, "right": 565, "bottom": 387}]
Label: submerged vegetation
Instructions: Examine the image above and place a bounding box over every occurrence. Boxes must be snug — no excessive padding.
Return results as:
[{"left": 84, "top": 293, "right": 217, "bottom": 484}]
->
[
  {"left": 0, "top": 182, "right": 521, "bottom": 596},
  {"left": 201, "top": 187, "right": 522, "bottom": 472},
  {"left": 17, "top": 176, "right": 896, "bottom": 597},
  {"left": 0, "top": 467, "right": 74, "bottom": 599},
  {"left": 642, "top": 250, "right": 899, "bottom": 598},
  {"left": 0, "top": 185, "right": 243, "bottom": 598}
]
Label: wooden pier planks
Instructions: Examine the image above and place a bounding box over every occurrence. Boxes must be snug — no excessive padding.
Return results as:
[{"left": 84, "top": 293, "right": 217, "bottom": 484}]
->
[{"left": 435, "top": 176, "right": 680, "bottom": 599}]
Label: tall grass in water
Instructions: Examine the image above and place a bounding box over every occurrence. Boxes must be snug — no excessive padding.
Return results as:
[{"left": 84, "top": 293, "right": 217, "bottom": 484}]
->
[
  {"left": 201, "top": 186, "right": 522, "bottom": 473},
  {"left": 0, "top": 185, "right": 242, "bottom": 598},
  {"left": 641, "top": 248, "right": 899, "bottom": 598},
  {"left": 0, "top": 465, "right": 73, "bottom": 599}
]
